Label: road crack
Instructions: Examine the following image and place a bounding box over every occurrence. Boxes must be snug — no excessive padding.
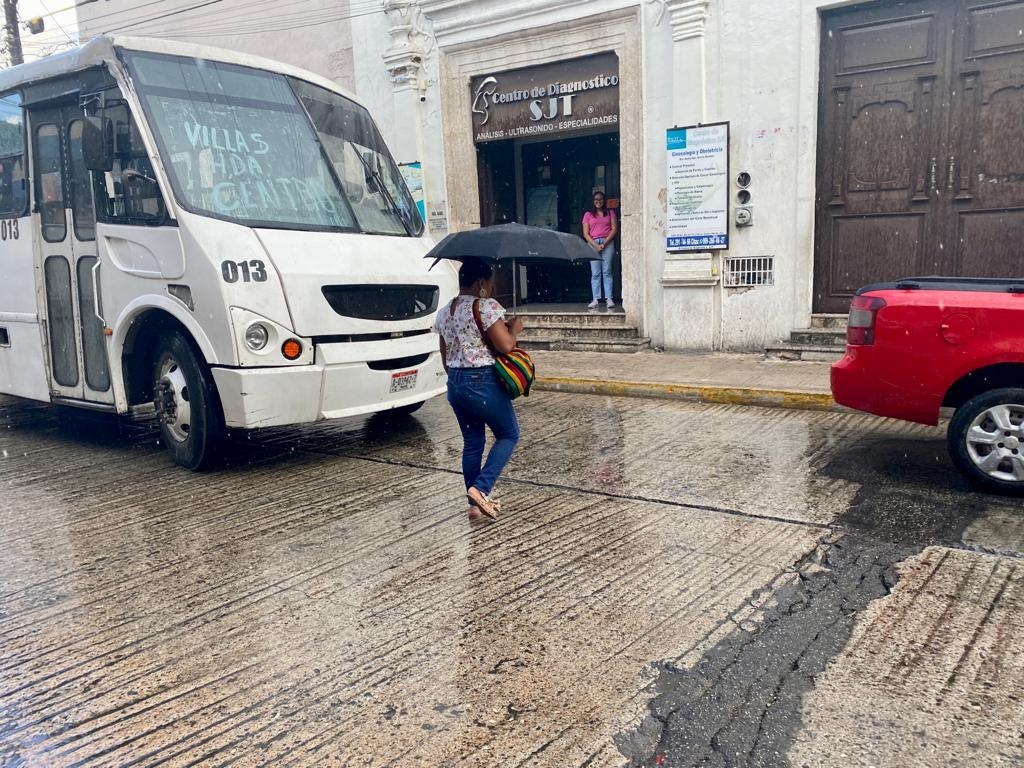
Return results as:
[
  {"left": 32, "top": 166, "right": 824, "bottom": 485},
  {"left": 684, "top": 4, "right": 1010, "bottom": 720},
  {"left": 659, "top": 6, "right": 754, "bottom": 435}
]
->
[{"left": 615, "top": 534, "right": 917, "bottom": 768}]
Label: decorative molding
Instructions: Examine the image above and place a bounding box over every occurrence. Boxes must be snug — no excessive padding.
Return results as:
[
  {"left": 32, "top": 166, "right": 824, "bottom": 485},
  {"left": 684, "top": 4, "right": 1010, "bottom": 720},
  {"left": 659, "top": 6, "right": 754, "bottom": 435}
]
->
[
  {"left": 420, "top": 0, "right": 631, "bottom": 45},
  {"left": 647, "top": 0, "right": 668, "bottom": 26},
  {"left": 382, "top": 0, "right": 434, "bottom": 86},
  {"left": 667, "top": 0, "right": 710, "bottom": 41}
]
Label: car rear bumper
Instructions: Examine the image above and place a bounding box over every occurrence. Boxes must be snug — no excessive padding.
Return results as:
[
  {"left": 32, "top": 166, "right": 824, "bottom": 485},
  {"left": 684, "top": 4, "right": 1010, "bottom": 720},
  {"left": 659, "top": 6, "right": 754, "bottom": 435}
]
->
[{"left": 830, "top": 348, "right": 941, "bottom": 425}]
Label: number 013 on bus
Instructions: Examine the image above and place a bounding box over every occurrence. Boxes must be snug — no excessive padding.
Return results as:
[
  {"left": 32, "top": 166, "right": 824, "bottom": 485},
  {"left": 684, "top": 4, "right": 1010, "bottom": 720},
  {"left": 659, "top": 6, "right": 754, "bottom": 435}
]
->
[{"left": 0, "top": 36, "right": 457, "bottom": 469}]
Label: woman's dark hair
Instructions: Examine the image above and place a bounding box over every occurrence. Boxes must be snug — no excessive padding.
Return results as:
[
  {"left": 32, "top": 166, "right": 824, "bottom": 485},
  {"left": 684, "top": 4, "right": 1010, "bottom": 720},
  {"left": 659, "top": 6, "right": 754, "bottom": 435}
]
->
[
  {"left": 590, "top": 191, "right": 608, "bottom": 217},
  {"left": 458, "top": 257, "right": 493, "bottom": 287}
]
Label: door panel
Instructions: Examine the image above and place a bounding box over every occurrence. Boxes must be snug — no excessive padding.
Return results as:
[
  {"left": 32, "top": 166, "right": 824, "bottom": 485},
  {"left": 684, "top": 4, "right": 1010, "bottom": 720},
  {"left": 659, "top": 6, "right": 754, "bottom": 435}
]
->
[
  {"left": 815, "top": 0, "right": 1024, "bottom": 312},
  {"left": 814, "top": 1, "right": 951, "bottom": 313},
  {"left": 829, "top": 214, "right": 925, "bottom": 293},
  {"left": 947, "top": 0, "right": 1024, "bottom": 276},
  {"left": 43, "top": 255, "right": 78, "bottom": 387},
  {"left": 30, "top": 101, "right": 111, "bottom": 403}
]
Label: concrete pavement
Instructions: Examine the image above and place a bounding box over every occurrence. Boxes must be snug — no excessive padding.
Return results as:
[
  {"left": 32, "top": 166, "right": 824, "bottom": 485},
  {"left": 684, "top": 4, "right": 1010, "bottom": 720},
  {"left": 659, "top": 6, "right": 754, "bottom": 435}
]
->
[
  {"left": 531, "top": 349, "right": 837, "bottom": 412},
  {"left": 3, "top": 389, "right": 1023, "bottom": 767}
]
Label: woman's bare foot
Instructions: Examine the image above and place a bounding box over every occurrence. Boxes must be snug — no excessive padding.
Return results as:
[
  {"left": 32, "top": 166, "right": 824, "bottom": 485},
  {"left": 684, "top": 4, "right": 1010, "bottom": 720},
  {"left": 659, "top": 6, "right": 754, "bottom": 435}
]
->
[
  {"left": 467, "top": 505, "right": 483, "bottom": 521},
  {"left": 466, "top": 487, "right": 499, "bottom": 520}
]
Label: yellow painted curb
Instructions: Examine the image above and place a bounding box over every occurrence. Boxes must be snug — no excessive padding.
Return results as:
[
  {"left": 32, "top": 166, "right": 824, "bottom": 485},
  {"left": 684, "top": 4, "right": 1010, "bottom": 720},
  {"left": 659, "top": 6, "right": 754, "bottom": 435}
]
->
[{"left": 535, "top": 376, "right": 837, "bottom": 411}]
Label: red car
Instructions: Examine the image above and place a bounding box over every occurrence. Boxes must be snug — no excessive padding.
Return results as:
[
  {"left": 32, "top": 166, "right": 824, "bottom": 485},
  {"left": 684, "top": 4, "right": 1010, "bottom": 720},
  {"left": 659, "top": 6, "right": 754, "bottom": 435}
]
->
[{"left": 831, "top": 277, "right": 1024, "bottom": 495}]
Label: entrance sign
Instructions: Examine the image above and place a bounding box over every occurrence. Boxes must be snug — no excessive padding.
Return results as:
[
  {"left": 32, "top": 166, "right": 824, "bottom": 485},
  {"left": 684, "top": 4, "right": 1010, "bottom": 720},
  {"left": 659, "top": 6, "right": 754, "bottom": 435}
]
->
[
  {"left": 665, "top": 122, "right": 729, "bottom": 251},
  {"left": 470, "top": 53, "right": 619, "bottom": 143}
]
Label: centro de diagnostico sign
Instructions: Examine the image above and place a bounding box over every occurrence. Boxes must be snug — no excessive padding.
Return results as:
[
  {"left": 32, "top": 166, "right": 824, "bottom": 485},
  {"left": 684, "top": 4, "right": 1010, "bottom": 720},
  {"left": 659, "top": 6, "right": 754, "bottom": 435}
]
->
[
  {"left": 470, "top": 53, "right": 620, "bottom": 143},
  {"left": 665, "top": 123, "right": 730, "bottom": 251}
]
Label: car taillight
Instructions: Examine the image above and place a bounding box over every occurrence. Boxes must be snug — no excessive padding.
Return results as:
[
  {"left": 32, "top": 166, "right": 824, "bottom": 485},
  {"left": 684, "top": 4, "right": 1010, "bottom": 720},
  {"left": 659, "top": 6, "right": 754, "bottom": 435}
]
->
[{"left": 847, "top": 296, "right": 886, "bottom": 345}]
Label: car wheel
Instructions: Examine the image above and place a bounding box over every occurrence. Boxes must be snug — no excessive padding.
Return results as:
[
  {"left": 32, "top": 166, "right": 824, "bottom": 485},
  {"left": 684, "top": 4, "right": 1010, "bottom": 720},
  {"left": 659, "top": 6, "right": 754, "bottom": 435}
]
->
[
  {"left": 948, "top": 388, "right": 1024, "bottom": 495},
  {"left": 153, "top": 332, "right": 224, "bottom": 470}
]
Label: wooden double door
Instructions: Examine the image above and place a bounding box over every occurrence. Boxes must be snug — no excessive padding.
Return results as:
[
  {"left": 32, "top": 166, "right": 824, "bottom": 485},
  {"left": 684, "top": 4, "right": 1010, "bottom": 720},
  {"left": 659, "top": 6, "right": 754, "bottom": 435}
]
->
[{"left": 814, "top": 0, "right": 1024, "bottom": 313}]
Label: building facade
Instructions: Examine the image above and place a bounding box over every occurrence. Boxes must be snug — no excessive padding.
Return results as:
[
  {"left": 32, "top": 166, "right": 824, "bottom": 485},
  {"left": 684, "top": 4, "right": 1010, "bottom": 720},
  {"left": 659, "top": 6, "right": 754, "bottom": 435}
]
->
[{"left": 75, "top": 0, "right": 1024, "bottom": 351}]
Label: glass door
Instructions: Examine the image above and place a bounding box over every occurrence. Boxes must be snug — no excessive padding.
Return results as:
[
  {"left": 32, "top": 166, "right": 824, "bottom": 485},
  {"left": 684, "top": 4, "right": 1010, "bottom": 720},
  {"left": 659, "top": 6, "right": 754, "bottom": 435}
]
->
[{"left": 30, "top": 102, "right": 112, "bottom": 404}]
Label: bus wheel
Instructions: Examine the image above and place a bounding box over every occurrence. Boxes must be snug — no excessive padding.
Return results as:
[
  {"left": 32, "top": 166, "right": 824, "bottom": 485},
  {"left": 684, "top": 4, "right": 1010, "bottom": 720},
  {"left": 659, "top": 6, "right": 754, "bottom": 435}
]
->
[
  {"left": 389, "top": 401, "right": 424, "bottom": 416},
  {"left": 152, "top": 332, "right": 224, "bottom": 470}
]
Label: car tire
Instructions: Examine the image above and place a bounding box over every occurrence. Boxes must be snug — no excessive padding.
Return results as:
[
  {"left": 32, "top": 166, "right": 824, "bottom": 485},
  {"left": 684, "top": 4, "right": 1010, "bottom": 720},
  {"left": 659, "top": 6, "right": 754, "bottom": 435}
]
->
[
  {"left": 152, "top": 331, "right": 225, "bottom": 470},
  {"left": 947, "top": 388, "right": 1024, "bottom": 495}
]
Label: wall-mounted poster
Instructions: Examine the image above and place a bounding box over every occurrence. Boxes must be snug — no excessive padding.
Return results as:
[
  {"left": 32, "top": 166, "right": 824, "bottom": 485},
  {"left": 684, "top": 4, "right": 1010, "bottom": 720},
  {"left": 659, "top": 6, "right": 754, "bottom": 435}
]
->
[
  {"left": 399, "top": 161, "right": 425, "bottom": 222},
  {"left": 665, "top": 122, "right": 729, "bottom": 251},
  {"left": 526, "top": 186, "right": 559, "bottom": 231}
]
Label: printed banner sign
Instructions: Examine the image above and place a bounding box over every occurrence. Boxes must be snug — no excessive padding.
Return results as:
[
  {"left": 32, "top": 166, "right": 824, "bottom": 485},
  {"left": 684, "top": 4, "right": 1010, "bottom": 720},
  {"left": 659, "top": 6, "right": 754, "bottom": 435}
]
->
[
  {"left": 665, "top": 123, "right": 729, "bottom": 251},
  {"left": 470, "top": 53, "right": 619, "bottom": 143}
]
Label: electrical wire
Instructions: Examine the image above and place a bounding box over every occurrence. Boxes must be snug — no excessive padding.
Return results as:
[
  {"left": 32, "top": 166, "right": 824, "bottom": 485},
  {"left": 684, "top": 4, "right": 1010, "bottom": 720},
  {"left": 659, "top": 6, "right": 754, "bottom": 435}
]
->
[
  {"left": 116, "top": 0, "right": 347, "bottom": 35},
  {"left": 103, "top": 0, "right": 230, "bottom": 34},
  {"left": 125, "top": 5, "right": 389, "bottom": 39},
  {"left": 35, "top": 0, "right": 76, "bottom": 43},
  {"left": 116, "top": 0, "right": 385, "bottom": 36}
]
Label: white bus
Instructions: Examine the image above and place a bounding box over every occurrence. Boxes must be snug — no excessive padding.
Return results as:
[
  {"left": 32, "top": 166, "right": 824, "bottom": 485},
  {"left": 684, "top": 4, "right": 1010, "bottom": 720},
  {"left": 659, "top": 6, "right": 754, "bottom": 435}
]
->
[{"left": 0, "top": 36, "right": 455, "bottom": 469}]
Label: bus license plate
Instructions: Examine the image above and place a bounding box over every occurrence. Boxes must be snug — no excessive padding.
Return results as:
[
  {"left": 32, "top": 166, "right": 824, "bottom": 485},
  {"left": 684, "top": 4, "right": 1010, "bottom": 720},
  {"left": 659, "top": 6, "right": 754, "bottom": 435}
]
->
[{"left": 390, "top": 369, "right": 418, "bottom": 393}]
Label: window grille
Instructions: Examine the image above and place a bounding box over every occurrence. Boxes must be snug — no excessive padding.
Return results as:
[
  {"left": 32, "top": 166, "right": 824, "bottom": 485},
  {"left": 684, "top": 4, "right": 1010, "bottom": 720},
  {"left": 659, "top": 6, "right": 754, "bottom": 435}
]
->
[{"left": 723, "top": 256, "right": 774, "bottom": 287}]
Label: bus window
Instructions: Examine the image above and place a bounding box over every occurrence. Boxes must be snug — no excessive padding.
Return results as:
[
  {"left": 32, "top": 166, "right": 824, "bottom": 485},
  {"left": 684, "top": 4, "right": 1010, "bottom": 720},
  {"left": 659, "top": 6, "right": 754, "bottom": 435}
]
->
[
  {"left": 68, "top": 120, "right": 96, "bottom": 240},
  {"left": 89, "top": 91, "right": 167, "bottom": 225},
  {"left": 290, "top": 78, "right": 423, "bottom": 237},
  {"left": 125, "top": 51, "right": 355, "bottom": 232},
  {"left": 0, "top": 92, "right": 26, "bottom": 218},
  {"left": 35, "top": 124, "right": 66, "bottom": 242}
]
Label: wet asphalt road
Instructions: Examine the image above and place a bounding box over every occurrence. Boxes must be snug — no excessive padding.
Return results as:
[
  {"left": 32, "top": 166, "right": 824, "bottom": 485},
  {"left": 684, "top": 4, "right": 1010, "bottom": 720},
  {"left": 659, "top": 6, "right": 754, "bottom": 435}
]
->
[{"left": 0, "top": 391, "right": 1021, "bottom": 767}]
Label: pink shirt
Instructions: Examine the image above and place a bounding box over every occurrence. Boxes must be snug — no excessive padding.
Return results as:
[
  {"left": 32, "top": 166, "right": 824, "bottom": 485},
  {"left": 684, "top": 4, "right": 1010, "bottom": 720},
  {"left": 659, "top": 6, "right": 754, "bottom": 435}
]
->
[{"left": 583, "top": 210, "right": 616, "bottom": 240}]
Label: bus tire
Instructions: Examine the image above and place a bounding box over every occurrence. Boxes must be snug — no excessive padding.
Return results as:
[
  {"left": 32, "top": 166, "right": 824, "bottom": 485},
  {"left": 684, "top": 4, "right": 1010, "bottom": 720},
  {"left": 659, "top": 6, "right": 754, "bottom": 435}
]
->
[
  {"left": 152, "top": 331, "right": 224, "bottom": 470},
  {"left": 389, "top": 401, "right": 424, "bottom": 416}
]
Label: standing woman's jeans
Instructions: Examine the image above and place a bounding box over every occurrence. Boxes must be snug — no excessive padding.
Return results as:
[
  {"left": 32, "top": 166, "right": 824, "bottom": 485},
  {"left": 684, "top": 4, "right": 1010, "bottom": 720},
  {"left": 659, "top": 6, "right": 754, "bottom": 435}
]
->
[
  {"left": 590, "top": 238, "right": 615, "bottom": 301},
  {"left": 447, "top": 366, "right": 520, "bottom": 496}
]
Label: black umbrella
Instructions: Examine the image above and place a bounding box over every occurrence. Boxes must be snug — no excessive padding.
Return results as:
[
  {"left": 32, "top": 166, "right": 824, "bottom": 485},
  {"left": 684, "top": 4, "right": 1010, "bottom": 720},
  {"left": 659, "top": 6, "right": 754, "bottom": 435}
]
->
[{"left": 425, "top": 222, "right": 600, "bottom": 310}]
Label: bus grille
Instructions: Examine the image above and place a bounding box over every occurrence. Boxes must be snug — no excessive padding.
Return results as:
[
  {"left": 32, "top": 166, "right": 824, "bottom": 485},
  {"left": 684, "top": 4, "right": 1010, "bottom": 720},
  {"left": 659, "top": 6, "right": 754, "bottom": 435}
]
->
[{"left": 322, "top": 284, "right": 438, "bottom": 320}]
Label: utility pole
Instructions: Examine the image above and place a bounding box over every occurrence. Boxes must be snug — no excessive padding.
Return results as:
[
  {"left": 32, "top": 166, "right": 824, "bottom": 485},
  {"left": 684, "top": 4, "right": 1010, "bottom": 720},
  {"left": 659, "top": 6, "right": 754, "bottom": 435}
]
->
[{"left": 3, "top": 0, "right": 22, "bottom": 67}]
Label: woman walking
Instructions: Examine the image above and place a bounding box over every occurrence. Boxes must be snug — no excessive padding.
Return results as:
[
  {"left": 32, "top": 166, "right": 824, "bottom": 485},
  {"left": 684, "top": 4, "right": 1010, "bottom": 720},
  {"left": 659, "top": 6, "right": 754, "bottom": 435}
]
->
[
  {"left": 433, "top": 258, "right": 524, "bottom": 521},
  {"left": 582, "top": 191, "right": 619, "bottom": 309}
]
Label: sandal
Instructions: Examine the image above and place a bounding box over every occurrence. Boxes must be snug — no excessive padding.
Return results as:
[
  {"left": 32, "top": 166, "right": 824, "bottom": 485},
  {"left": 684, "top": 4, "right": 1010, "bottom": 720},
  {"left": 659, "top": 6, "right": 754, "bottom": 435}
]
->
[{"left": 466, "top": 487, "right": 499, "bottom": 520}]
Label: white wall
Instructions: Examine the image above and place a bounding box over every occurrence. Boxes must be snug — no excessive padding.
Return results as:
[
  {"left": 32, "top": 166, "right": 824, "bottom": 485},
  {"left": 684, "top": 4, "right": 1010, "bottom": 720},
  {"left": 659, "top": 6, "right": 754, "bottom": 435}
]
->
[{"left": 75, "top": 0, "right": 356, "bottom": 91}]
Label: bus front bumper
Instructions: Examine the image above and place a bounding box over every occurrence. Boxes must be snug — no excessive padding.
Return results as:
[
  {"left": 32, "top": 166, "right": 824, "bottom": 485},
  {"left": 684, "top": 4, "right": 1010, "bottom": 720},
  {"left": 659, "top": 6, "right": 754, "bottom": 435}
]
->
[{"left": 211, "top": 348, "right": 448, "bottom": 429}]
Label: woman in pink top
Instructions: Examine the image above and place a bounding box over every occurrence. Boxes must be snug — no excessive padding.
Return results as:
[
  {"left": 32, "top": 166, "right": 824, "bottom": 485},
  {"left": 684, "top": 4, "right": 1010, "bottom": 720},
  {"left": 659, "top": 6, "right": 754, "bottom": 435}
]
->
[{"left": 581, "top": 191, "right": 619, "bottom": 309}]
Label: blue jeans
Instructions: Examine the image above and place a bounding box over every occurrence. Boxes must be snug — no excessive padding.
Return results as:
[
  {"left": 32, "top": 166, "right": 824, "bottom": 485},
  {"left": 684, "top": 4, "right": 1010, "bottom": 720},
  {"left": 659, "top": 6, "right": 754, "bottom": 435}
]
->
[
  {"left": 447, "top": 366, "right": 520, "bottom": 497},
  {"left": 590, "top": 238, "right": 615, "bottom": 301}
]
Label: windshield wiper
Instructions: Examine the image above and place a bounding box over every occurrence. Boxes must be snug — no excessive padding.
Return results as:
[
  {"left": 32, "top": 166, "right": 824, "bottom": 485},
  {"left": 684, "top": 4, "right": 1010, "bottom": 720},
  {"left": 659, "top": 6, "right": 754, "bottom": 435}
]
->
[{"left": 351, "top": 145, "right": 412, "bottom": 237}]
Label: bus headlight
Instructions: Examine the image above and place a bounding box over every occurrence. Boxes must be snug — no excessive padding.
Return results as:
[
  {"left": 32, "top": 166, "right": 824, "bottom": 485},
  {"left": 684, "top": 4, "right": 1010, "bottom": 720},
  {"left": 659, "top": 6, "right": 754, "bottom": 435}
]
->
[{"left": 244, "top": 322, "right": 270, "bottom": 351}]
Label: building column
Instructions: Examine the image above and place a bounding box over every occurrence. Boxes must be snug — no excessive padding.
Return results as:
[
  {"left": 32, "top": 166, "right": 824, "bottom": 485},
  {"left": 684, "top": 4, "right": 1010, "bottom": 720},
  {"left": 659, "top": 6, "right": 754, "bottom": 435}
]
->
[
  {"left": 659, "top": 0, "right": 719, "bottom": 349},
  {"left": 383, "top": 1, "right": 433, "bottom": 226}
]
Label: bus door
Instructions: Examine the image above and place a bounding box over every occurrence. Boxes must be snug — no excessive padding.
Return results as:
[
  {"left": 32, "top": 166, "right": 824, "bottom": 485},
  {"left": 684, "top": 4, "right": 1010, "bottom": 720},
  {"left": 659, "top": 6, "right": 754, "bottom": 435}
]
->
[{"left": 29, "top": 101, "right": 112, "bottom": 405}]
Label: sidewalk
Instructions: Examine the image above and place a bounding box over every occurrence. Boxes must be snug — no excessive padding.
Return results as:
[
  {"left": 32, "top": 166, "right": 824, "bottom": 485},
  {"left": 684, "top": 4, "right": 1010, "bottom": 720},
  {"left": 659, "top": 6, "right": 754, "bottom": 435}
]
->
[{"left": 531, "top": 349, "right": 838, "bottom": 411}]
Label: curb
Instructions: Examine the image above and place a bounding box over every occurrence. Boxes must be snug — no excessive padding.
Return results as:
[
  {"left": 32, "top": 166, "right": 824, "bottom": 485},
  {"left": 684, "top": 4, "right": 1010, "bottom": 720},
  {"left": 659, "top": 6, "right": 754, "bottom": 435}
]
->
[{"left": 535, "top": 376, "right": 839, "bottom": 412}]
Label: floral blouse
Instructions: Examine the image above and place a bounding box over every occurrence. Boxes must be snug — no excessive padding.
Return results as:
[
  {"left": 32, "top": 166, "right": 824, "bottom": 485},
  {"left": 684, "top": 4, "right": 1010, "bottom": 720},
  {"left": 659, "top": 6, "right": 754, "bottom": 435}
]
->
[{"left": 433, "top": 296, "right": 505, "bottom": 368}]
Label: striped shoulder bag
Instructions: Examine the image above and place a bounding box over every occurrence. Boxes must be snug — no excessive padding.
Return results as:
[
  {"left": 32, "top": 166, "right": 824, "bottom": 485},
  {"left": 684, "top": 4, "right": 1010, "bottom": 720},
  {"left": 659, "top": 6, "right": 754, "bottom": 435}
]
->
[{"left": 472, "top": 299, "right": 536, "bottom": 399}]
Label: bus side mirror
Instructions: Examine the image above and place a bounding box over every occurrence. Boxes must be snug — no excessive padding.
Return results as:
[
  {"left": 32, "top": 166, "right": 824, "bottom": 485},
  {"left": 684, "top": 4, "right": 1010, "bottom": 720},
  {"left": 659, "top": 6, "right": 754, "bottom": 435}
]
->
[{"left": 83, "top": 116, "right": 113, "bottom": 171}]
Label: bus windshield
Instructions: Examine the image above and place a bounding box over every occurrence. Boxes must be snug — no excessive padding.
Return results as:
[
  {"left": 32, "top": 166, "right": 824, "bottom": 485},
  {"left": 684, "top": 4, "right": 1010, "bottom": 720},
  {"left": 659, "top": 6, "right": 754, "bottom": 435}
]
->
[{"left": 125, "top": 51, "right": 419, "bottom": 235}]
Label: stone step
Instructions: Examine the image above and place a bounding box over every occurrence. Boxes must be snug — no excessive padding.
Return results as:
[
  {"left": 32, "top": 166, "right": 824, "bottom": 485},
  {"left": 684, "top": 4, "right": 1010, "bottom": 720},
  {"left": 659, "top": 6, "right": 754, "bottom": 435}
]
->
[
  {"left": 521, "top": 336, "right": 652, "bottom": 354},
  {"left": 788, "top": 327, "right": 847, "bottom": 347},
  {"left": 765, "top": 343, "right": 846, "bottom": 363},
  {"left": 513, "top": 311, "right": 628, "bottom": 328},
  {"left": 809, "top": 313, "right": 848, "bottom": 329},
  {"left": 519, "top": 324, "right": 639, "bottom": 341}
]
